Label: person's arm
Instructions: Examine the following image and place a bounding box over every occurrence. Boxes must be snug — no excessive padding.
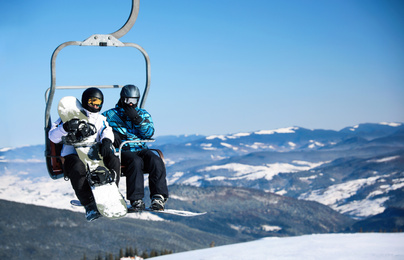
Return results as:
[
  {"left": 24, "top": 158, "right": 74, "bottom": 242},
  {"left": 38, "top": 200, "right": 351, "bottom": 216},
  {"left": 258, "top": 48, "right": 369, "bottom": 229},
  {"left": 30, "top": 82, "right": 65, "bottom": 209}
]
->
[
  {"left": 133, "top": 108, "right": 155, "bottom": 139},
  {"left": 48, "top": 118, "right": 67, "bottom": 143}
]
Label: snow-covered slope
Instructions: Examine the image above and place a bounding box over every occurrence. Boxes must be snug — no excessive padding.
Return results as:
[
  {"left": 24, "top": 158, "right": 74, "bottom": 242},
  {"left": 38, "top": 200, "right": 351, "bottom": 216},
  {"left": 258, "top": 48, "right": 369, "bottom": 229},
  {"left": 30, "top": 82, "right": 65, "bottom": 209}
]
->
[{"left": 152, "top": 233, "right": 404, "bottom": 260}]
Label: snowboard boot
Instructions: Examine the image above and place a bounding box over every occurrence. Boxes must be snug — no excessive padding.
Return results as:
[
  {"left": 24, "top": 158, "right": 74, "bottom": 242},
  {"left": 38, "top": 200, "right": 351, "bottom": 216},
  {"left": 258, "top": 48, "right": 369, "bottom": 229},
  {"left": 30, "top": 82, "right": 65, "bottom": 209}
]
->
[
  {"left": 129, "top": 199, "right": 145, "bottom": 212},
  {"left": 84, "top": 201, "right": 101, "bottom": 222},
  {"left": 150, "top": 194, "right": 166, "bottom": 211}
]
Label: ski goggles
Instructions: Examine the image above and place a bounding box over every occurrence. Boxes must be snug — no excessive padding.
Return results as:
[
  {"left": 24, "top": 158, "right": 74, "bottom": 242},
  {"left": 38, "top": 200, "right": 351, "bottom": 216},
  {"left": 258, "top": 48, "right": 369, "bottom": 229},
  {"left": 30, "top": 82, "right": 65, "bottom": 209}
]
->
[
  {"left": 124, "top": 97, "right": 139, "bottom": 105},
  {"left": 87, "top": 97, "right": 102, "bottom": 107}
]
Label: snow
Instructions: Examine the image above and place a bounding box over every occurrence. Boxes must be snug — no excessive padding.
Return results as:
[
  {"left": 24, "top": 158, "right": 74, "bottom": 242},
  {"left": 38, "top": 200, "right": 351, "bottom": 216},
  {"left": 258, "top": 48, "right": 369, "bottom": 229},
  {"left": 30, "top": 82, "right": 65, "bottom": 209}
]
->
[
  {"left": 337, "top": 197, "right": 389, "bottom": 217},
  {"left": 299, "top": 174, "right": 404, "bottom": 218},
  {"left": 220, "top": 142, "right": 238, "bottom": 150},
  {"left": 182, "top": 175, "right": 203, "bottom": 186},
  {"left": 0, "top": 147, "right": 14, "bottom": 152},
  {"left": 228, "top": 132, "right": 250, "bottom": 138},
  {"left": 367, "top": 156, "right": 400, "bottom": 163},
  {"left": 201, "top": 143, "right": 217, "bottom": 150},
  {"left": 380, "top": 122, "right": 402, "bottom": 127},
  {"left": 255, "top": 127, "right": 298, "bottom": 135},
  {"left": 152, "top": 233, "right": 404, "bottom": 260},
  {"left": 206, "top": 132, "right": 251, "bottom": 141},
  {"left": 244, "top": 142, "right": 275, "bottom": 150},
  {"left": 167, "top": 172, "right": 184, "bottom": 185},
  {"left": 261, "top": 224, "right": 282, "bottom": 232},
  {"left": 169, "top": 194, "right": 190, "bottom": 201},
  {"left": 206, "top": 135, "right": 227, "bottom": 141},
  {"left": 200, "top": 161, "right": 327, "bottom": 181},
  {"left": 308, "top": 140, "right": 325, "bottom": 149}
]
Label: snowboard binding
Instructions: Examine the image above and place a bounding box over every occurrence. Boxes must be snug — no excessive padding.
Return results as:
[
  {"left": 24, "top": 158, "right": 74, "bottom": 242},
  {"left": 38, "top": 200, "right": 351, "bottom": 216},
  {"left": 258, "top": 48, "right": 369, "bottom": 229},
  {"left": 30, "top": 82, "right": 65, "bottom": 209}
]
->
[
  {"left": 87, "top": 166, "right": 114, "bottom": 187},
  {"left": 62, "top": 120, "right": 96, "bottom": 144}
]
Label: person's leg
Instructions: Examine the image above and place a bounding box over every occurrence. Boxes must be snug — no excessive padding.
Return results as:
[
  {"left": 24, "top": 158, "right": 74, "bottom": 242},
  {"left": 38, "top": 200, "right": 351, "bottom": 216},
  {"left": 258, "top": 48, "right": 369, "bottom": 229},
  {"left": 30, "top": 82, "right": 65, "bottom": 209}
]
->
[
  {"left": 63, "top": 154, "right": 93, "bottom": 206},
  {"left": 121, "top": 151, "right": 145, "bottom": 203},
  {"left": 139, "top": 149, "right": 169, "bottom": 200}
]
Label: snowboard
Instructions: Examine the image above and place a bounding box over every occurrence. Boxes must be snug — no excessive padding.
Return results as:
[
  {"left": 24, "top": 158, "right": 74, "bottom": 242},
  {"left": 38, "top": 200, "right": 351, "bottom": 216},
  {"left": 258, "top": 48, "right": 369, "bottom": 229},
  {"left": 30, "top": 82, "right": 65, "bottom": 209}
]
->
[
  {"left": 71, "top": 199, "right": 207, "bottom": 217},
  {"left": 58, "top": 96, "right": 127, "bottom": 219}
]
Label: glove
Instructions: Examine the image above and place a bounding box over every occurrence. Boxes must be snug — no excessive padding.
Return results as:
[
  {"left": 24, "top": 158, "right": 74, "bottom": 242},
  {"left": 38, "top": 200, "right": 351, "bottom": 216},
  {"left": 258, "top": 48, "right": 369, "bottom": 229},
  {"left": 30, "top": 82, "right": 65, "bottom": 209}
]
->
[
  {"left": 113, "top": 131, "right": 123, "bottom": 148},
  {"left": 100, "top": 138, "right": 114, "bottom": 157},
  {"left": 123, "top": 105, "right": 142, "bottom": 124},
  {"left": 63, "top": 119, "right": 80, "bottom": 132}
]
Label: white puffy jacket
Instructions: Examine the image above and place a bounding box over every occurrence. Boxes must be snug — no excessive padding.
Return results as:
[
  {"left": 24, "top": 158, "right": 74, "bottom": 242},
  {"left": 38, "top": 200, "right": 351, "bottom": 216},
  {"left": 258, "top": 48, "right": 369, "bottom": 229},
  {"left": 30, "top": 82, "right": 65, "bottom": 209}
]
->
[{"left": 48, "top": 110, "right": 114, "bottom": 157}]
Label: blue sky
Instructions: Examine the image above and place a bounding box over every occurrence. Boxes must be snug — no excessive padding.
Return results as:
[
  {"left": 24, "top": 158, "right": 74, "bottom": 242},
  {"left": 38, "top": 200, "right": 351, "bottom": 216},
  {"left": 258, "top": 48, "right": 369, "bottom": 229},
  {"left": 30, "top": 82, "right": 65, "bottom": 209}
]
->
[{"left": 1, "top": 0, "right": 403, "bottom": 148}]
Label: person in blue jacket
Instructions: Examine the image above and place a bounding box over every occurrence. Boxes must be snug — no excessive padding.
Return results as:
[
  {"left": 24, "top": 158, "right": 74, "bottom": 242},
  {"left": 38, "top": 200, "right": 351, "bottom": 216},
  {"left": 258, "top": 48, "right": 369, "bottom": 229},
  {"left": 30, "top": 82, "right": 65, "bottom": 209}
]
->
[{"left": 103, "top": 84, "right": 168, "bottom": 211}]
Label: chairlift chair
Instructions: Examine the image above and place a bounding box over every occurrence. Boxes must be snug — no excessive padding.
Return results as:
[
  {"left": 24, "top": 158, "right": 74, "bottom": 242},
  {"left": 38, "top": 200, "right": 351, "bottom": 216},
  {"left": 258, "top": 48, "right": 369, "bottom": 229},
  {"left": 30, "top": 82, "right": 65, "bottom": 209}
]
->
[{"left": 44, "top": 0, "right": 158, "bottom": 179}]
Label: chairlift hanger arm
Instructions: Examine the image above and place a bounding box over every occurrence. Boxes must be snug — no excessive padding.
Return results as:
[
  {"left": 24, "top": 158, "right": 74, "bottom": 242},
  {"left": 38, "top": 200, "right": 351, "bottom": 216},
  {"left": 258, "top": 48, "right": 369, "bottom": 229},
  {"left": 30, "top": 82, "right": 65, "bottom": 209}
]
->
[
  {"left": 111, "top": 0, "right": 140, "bottom": 39},
  {"left": 45, "top": 0, "right": 148, "bottom": 180}
]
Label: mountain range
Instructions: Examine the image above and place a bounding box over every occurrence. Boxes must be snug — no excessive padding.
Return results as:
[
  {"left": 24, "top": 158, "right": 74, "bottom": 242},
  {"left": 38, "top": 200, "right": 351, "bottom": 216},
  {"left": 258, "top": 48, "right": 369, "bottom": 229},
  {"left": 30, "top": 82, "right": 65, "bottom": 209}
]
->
[
  {"left": 152, "top": 122, "right": 404, "bottom": 219},
  {"left": 0, "top": 122, "right": 403, "bottom": 259}
]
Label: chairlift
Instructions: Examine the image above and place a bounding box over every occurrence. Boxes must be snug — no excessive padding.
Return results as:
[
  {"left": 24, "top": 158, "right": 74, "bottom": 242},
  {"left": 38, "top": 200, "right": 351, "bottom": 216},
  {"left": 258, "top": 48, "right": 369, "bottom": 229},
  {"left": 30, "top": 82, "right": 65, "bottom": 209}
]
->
[{"left": 44, "top": 0, "right": 156, "bottom": 179}]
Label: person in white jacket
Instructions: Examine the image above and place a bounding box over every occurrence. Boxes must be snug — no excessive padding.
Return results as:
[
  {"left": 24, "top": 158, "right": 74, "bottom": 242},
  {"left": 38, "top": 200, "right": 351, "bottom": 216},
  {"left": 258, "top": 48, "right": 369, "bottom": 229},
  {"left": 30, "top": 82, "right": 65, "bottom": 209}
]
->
[{"left": 48, "top": 88, "right": 120, "bottom": 222}]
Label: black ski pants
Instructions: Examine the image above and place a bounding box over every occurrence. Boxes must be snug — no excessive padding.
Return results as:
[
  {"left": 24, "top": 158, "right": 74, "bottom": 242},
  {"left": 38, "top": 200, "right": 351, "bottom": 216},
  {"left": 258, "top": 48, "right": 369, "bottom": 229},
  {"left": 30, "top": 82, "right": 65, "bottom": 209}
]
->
[
  {"left": 63, "top": 153, "right": 120, "bottom": 206},
  {"left": 121, "top": 149, "right": 168, "bottom": 204}
]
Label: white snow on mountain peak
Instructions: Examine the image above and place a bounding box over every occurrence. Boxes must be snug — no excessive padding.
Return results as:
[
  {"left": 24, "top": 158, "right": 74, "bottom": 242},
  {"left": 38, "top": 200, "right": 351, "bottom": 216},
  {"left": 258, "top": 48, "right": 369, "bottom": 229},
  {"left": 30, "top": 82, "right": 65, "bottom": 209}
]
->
[
  {"left": 348, "top": 122, "right": 402, "bottom": 131},
  {"left": 0, "top": 147, "right": 14, "bottom": 152},
  {"left": 380, "top": 122, "right": 402, "bottom": 127},
  {"left": 255, "top": 127, "right": 299, "bottom": 135},
  {"left": 206, "top": 132, "right": 251, "bottom": 141},
  {"left": 206, "top": 127, "right": 300, "bottom": 140},
  {"left": 206, "top": 135, "right": 227, "bottom": 141},
  {"left": 228, "top": 132, "right": 251, "bottom": 138}
]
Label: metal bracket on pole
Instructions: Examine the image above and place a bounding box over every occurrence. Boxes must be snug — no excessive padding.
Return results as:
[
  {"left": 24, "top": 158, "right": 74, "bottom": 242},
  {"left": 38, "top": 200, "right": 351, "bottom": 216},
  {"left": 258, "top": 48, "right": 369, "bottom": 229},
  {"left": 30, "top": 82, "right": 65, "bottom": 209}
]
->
[{"left": 81, "top": 34, "right": 125, "bottom": 47}]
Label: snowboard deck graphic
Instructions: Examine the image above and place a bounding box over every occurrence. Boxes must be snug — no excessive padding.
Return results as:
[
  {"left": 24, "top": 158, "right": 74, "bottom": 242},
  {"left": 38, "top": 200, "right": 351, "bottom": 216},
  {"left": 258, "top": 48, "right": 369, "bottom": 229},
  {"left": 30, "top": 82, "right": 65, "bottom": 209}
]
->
[
  {"left": 71, "top": 199, "right": 207, "bottom": 217},
  {"left": 58, "top": 96, "right": 127, "bottom": 219}
]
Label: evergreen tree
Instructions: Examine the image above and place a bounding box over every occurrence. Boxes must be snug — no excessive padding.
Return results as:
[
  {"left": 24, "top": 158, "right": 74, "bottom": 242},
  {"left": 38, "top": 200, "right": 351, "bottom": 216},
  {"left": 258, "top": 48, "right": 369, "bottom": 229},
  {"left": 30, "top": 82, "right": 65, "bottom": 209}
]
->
[
  {"left": 150, "top": 249, "right": 158, "bottom": 257},
  {"left": 119, "top": 248, "right": 124, "bottom": 259},
  {"left": 141, "top": 251, "right": 149, "bottom": 259}
]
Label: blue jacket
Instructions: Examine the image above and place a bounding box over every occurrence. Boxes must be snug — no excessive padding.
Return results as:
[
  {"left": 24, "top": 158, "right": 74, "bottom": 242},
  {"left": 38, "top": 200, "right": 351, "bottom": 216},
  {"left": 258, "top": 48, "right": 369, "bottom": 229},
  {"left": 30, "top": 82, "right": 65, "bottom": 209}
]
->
[{"left": 102, "top": 105, "right": 154, "bottom": 152}]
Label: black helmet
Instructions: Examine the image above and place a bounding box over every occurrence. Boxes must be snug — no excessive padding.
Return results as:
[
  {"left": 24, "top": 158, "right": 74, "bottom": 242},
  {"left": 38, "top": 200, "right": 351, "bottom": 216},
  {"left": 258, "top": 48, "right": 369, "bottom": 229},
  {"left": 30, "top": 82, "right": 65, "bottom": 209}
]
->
[
  {"left": 120, "top": 84, "right": 140, "bottom": 107},
  {"left": 82, "top": 87, "right": 104, "bottom": 112}
]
